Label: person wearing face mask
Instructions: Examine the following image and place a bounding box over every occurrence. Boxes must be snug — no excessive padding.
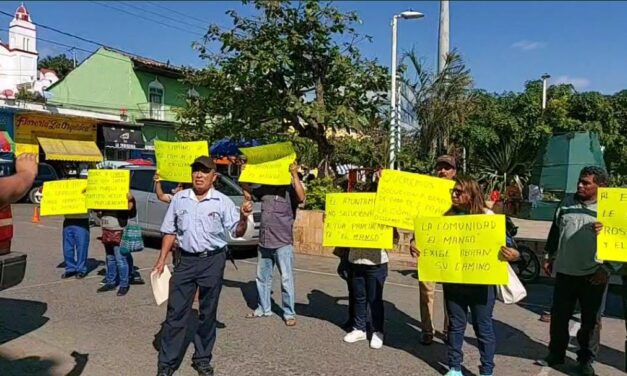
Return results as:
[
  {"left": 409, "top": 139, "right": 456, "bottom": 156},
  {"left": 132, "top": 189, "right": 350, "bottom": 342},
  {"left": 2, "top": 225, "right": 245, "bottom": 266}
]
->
[
  {"left": 409, "top": 155, "right": 457, "bottom": 345},
  {"left": 153, "top": 156, "right": 252, "bottom": 376},
  {"left": 414, "top": 176, "right": 519, "bottom": 376}
]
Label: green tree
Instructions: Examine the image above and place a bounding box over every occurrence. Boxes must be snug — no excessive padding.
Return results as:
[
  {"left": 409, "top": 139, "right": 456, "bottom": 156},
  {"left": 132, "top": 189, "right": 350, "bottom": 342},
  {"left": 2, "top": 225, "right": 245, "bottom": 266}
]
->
[
  {"left": 401, "top": 49, "right": 475, "bottom": 158},
  {"left": 38, "top": 54, "right": 75, "bottom": 80},
  {"left": 184, "top": 0, "right": 388, "bottom": 173}
]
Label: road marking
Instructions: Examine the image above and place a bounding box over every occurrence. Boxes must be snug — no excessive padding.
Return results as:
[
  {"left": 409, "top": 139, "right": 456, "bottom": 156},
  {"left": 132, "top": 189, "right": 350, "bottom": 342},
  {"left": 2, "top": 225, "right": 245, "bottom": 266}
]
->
[{"left": 237, "top": 259, "right": 427, "bottom": 291}]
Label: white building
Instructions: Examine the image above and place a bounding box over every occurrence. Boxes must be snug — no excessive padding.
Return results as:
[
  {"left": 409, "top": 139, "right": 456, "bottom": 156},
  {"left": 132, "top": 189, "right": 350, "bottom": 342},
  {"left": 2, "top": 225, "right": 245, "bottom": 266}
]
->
[{"left": 0, "top": 4, "right": 57, "bottom": 98}]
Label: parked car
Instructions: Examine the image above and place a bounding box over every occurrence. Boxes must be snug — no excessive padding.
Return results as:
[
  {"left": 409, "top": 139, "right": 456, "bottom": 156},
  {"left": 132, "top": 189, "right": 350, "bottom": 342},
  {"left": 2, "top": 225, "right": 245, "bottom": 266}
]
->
[
  {"left": 0, "top": 160, "right": 26, "bottom": 291},
  {"left": 93, "top": 165, "right": 261, "bottom": 248},
  {"left": 25, "top": 163, "right": 59, "bottom": 204}
]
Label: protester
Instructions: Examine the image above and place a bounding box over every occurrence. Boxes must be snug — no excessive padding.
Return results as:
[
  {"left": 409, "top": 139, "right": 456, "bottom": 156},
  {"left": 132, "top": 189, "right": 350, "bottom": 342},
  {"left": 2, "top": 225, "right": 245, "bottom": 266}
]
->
[
  {"left": 334, "top": 247, "right": 354, "bottom": 330},
  {"left": 241, "top": 162, "right": 306, "bottom": 326},
  {"left": 343, "top": 246, "right": 389, "bottom": 349},
  {"left": 415, "top": 176, "right": 519, "bottom": 376},
  {"left": 540, "top": 166, "right": 612, "bottom": 376},
  {"left": 0, "top": 153, "right": 37, "bottom": 207},
  {"left": 154, "top": 172, "right": 187, "bottom": 204},
  {"left": 153, "top": 156, "right": 252, "bottom": 376},
  {"left": 61, "top": 213, "right": 90, "bottom": 279},
  {"left": 409, "top": 154, "right": 457, "bottom": 345},
  {"left": 96, "top": 191, "right": 139, "bottom": 296}
]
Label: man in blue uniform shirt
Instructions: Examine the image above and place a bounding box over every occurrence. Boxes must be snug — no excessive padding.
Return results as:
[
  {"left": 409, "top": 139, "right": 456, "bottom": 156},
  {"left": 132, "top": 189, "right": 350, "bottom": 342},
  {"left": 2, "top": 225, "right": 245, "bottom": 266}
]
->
[{"left": 153, "top": 156, "right": 252, "bottom": 376}]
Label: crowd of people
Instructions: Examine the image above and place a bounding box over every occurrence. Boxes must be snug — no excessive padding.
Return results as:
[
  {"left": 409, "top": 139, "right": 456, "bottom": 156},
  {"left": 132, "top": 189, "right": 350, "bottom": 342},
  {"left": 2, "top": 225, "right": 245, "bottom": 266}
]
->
[{"left": 1, "top": 152, "right": 623, "bottom": 376}]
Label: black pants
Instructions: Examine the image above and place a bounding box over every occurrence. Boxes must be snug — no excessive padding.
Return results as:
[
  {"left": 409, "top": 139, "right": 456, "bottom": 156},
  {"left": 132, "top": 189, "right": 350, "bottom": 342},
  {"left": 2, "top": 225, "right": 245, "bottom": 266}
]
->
[
  {"left": 549, "top": 272, "right": 607, "bottom": 362},
  {"left": 158, "top": 250, "right": 227, "bottom": 369},
  {"left": 337, "top": 254, "right": 354, "bottom": 324},
  {"left": 351, "top": 263, "right": 387, "bottom": 333}
]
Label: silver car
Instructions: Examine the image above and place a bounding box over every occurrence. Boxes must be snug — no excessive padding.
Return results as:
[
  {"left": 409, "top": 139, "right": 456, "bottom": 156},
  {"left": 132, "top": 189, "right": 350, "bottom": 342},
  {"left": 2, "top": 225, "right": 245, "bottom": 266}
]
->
[{"left": 119, "top": 165, "right": 261, "bottom": 247}]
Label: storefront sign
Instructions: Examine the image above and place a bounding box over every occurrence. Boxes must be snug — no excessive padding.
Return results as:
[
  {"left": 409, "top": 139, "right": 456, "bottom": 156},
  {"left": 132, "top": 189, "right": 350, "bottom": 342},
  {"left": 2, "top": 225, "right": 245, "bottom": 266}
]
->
[{"left": 15, "top": 113, "right": 97, "bottom": 144}]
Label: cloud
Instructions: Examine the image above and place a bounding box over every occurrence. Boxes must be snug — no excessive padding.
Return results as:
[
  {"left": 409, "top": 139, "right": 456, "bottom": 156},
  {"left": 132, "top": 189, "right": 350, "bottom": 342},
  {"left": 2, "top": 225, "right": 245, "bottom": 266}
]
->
[
  {"left": 553, "top": 75, "right": 591, "bottom": 90},
  {"left": 511, "top": 40, "right": 546, "bottom": 51}
]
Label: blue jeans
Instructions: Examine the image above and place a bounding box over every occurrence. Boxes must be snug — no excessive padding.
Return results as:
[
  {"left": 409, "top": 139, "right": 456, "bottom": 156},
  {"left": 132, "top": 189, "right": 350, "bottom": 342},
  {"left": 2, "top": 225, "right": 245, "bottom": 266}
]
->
[
  {"left": 351, "top": 263, "right": 387, "bottom": 333},
  {"left": 62, "top": 224, "right": 90, "bottom": 274},
  {"left": 105, "top": 244, "right": 129, "bottom": 288},
  {"left": 444, "top": 283, "right": 496, "bottom": 375},
  {"left": 255, "top": 245, "right": 295, "bottom": 320}
]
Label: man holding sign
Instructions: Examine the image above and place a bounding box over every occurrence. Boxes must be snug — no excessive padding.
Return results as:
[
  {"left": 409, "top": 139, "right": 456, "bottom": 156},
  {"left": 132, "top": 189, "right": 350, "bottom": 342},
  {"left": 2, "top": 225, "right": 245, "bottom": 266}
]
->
[
  {"left": 153, "top": 156, "right": 252, "bottom": 376},
  {"left": 541, "top": 166, "right": 614, "bottom": 376},
  {"left": 241, "top": 160, "right": 305, "bottom": 327},
  {"left": 410, "top": 155, "right": 457, "bottom": 345}
]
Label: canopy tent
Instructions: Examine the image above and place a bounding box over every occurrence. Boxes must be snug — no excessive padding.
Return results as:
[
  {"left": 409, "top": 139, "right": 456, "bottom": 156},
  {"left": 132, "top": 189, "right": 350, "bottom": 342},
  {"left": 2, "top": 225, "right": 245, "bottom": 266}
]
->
[{"left": 210, "top": 138, "right": 260, "bottom": 157}]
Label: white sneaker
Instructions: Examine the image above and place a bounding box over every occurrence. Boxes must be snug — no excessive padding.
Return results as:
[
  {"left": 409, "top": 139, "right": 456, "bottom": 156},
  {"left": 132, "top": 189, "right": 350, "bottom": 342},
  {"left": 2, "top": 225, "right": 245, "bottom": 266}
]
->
[
  {"left": 370, "top": 331, "right": 384, "bottom": 349},
  {"left": 343, "top": 329, "right": 367, "bottom": 343}
]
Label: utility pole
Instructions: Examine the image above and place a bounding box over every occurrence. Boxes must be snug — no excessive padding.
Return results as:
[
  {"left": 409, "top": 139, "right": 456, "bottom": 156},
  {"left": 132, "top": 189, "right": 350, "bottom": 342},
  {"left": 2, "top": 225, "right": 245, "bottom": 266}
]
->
[
  {"left": 541, "top": 73, "right": 551, "bottom": 110},
  {"left": 437, "top": 0, "right": 450, "bottom": 74}
]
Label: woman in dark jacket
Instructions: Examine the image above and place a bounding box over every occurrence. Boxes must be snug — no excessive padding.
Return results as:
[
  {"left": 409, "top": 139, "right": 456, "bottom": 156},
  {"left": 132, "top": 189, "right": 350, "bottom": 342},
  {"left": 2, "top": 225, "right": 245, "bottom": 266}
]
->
[{"left": 416, "top": 176, "right": 519, "bottom": 376}]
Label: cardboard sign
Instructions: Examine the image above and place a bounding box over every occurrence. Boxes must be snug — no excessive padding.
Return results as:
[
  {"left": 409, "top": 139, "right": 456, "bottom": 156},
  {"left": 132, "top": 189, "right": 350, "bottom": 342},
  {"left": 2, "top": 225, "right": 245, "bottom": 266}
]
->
[
  {"left": 597, "top": 188, "right": 627, "bottom": 262},
  {"left": 15, "top": 143, "right": 39, "bottom": 157},
  {"left": 40, "top": 180, "right": 88, "bottom": 216},
  {"left": 86, "top": 169, "right": 130, "bottom": 210},
  {"left": 414, "top": 214, "right": 508, "bottom": 285},
  {"left": 374, "top": 169, "right": 455, "bottom": 230},
  {"left": 239, "top": 142, "right": 296, "bottom": 185},
  {"left": 155, "top": 140, "right": 209, "bottom": 183},
  {"left": 323, "top": 193, "right": 393, "bottom": 249}
]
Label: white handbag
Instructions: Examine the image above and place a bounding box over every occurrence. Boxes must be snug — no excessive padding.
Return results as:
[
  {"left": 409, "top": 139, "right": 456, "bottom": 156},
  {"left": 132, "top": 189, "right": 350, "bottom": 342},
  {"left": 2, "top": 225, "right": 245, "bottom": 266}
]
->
[{"left": 497, "top": 264, "right": 527, "bottom": 304}]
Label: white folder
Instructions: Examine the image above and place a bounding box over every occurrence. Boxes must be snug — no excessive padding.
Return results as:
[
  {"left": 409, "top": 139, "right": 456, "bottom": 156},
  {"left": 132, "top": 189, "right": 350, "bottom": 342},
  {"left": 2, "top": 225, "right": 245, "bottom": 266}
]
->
[{"left": 150, "top": 266, "right": 171, "bottom": 306}]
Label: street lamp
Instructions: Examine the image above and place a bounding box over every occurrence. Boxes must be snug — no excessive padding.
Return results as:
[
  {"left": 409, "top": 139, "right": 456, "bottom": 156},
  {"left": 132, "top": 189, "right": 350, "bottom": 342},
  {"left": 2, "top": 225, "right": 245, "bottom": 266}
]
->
[
  {"left": 389, "top": 10, "right": 424, "bottom": 170},
  {"left": 541, "top": 73, "right": 551, "bottom": 110}
]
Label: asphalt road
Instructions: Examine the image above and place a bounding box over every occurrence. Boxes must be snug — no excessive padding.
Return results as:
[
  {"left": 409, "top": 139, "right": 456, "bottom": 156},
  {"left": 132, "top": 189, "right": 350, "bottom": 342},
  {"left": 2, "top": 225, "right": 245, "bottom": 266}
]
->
[{"left": 0, "top": 204, "right": 625, "bottom": 376}]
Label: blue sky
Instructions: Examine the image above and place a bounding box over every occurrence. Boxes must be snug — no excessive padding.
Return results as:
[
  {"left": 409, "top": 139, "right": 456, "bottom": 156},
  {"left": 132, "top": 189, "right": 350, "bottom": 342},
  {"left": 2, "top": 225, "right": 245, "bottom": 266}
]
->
[{"left": 1, "top": 1, "right": 625, "bottom": 94}]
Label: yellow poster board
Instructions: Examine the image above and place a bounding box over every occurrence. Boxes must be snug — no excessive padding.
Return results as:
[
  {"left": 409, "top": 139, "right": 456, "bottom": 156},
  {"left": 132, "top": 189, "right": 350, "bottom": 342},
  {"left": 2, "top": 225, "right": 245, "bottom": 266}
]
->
[
  {"left": 323, "top": 193, "right": 393, "bottom": 249},
  {"left": 374, "top": 169, "right": 455, "bottom": 230},
  {"left": 414, "top": 214, "right": 508, "bottom": 285},
  {"left": 597, "top": 187, "right": 627, "bottom": 262},
  {"left": 239, "top": 142, "right": 296, "bottom": 185},
  {"left": 15, "top": 143, "right": 39, "bottom": 157},
  {"left": 85, "top": 169, "right": 130, "bottom": 210},
  {"left": 40, "top": 180, "right": 88, "bottom": 216},
  {"left": 155, "top": 140, "right": 209, "bottom": 183}
]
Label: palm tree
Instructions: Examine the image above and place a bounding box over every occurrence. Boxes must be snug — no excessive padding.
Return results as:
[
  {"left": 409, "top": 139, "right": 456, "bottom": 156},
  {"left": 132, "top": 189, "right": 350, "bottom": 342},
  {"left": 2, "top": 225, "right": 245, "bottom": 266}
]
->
[{"left": 401, "top": 49, "right": 474, "bottom": 158}]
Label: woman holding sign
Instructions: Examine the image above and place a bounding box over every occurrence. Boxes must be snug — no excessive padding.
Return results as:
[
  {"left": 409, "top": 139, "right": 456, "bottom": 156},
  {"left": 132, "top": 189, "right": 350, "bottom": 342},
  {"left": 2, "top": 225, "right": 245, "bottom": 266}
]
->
[{"left": 415, "top": 177, "right": 519, "bottom": 376}]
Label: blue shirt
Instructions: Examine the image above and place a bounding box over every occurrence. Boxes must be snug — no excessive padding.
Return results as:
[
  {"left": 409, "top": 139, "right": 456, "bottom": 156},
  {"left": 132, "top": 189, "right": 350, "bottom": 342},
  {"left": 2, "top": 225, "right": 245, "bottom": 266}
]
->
[{"left": 160, "top": 188, "right": 241, "bottom": 253}]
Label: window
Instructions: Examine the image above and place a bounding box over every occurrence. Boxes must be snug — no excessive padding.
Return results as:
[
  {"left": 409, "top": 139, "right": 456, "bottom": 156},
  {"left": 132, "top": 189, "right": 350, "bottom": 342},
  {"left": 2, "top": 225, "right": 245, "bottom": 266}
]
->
[
  {"left": 37, "top": 164, "right": 56, "bottom": 179},
  {"left": 215, "top": 175, "right": 242, "bottom": 196},
  {"left": 148, "top": 78, "right": 164, "bottom": 120},
  {"left": 130, "top": 170, "right": 155, "bottom": 192}
]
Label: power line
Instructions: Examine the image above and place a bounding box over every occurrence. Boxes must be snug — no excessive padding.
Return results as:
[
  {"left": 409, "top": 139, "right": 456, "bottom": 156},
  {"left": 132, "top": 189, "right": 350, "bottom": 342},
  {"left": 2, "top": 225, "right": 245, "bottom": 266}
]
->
[
  {"left": 92, "top": 1, "right": 204, "bottom": 38},
  {"left": 146, "top": 1, "right": 212, "bottom": 27},
  {"left": 119, "top": 1, "right": 208, "bottom": 33}
]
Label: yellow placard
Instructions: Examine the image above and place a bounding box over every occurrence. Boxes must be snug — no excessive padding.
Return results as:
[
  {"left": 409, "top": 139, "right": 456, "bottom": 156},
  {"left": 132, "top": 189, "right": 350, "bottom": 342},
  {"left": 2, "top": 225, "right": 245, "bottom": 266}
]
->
[
  {"left": 374, "top": 169, "right": 455, "bottom": 230},
  {"left": 14, "top": 113, "right": 97, "bottom": 144},
  {"left": 414, "top": 214, "right": 508, "bottom": 285},
  {"left": 155, "top": 140, "right": 209, "bottom": 183},
  {"left": 85, "top": 169, "right": 130, "bottom": 210},
  {"left": 40, "top": 180, "right": 88, "bottom": 216},
  {"left": 597, "top": 188, "right": 627, "bottom": 262},
  {"left": 15, "top": 143, "right": 39, "bottom": 158},
  {"left": 239, "top": 142, "right": 296, "bottom": 185},
  {"left": 323, "top": 193, "right": 393, "bottom": 249}
]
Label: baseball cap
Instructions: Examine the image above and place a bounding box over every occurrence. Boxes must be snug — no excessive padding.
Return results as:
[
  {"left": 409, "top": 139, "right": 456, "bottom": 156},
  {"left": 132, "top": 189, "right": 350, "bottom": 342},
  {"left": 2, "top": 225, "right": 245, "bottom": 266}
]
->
[
  {"left": 435, "top": 155, "right": 457, "bottom": 170},
  {"left": 190, "top": 156, "right": 217, "bottom": 170}
]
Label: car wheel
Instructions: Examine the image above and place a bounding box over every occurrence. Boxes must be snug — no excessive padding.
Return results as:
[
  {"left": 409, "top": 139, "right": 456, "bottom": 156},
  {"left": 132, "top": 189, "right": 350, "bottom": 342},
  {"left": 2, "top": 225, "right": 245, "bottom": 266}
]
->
[{"left": 29, "top": 187, "right": 42, "bottom": 204}]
